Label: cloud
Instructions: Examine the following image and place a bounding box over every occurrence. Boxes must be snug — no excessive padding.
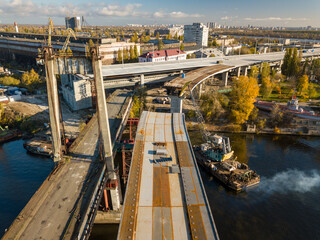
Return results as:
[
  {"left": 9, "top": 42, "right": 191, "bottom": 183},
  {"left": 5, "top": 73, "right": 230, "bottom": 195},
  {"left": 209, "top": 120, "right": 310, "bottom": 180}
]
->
[
  {"left": 153, "top": 11, "right": 202, "bottom": 19},
  {"left": 0, "top": 1, "right": 145, "bottom": 18},
  {"left": 244, "top": 17, "right": 309, "bottom": 21},
  {"left": 95, "top": 3, "right": 145, "bottom": 17},
  {"left": 0, "top": 0, "right": 202, "bottom": 20},
  {"left": 221, "top": 16, "right": 238, "bottom": 21}
]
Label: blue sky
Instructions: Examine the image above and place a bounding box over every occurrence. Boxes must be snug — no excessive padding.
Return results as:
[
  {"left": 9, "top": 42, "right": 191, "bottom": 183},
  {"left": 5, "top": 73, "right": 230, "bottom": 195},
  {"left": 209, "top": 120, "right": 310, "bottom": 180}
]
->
[{"left": 0, "top": 0, "right": 319, "bottom": 27}]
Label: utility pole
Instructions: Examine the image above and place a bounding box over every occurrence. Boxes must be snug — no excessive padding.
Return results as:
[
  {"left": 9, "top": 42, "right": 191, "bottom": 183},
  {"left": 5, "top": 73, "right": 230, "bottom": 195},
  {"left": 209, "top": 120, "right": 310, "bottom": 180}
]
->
[{"left": 91, "top": 46, "right": 120, "bottom": 211}]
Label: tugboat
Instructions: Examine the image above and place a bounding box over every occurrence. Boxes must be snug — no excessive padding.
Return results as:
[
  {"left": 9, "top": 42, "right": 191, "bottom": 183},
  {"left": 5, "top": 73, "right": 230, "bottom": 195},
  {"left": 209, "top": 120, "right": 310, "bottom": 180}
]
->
[
  {"left": 23, "top": 138, "right": 53, "bottom": 157},
  {"left": 188, "top": 86, "right": 260, "bottom": 191},
  {"left": 193, "top": 135, "right": 260, "bottom": 191}
]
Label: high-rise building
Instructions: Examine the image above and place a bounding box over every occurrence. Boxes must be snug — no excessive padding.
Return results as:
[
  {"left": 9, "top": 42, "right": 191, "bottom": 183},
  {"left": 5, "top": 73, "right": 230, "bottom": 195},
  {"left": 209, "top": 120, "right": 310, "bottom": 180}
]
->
[
  {"left": 65, "top": 17, "right": 82, "bottom": 31},
  {"left": 184, "top": 23, "right": 209, "bottom": 47}
]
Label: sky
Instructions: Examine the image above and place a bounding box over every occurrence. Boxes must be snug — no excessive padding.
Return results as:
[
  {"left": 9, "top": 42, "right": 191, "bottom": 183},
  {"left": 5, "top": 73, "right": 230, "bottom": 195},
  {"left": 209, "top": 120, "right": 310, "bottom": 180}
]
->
[{"left": 0, "top": 0, "right": 319, "bottom": 27}]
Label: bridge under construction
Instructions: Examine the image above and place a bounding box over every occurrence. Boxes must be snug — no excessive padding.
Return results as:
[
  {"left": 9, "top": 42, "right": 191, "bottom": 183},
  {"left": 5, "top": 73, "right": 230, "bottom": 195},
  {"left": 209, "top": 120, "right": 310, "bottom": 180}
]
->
[{"left": 118, "top": 111, "right": 219, "bottom": 240}]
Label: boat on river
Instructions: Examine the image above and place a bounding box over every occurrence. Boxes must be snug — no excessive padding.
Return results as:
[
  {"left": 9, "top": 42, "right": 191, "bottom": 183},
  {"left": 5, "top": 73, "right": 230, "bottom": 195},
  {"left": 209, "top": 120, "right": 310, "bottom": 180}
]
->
[
  {"left": 193, "top": 135, "right": 260, "bottom": 191},
  {"left": 254, "top": 95, "right": 320, "bottom": 120}
]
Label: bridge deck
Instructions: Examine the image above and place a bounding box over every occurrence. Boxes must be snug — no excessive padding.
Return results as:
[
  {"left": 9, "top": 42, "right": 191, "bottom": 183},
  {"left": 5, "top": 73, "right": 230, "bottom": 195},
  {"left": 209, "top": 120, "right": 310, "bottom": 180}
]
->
[
  {"left": 118, "top": 111, "right": 219, "bottom": 240},
  {"left": 164, "top": 64, "right": 233, "bottom": 90},
  {"left": 2, "top": 90, "right": 132, "bottom": 240}
]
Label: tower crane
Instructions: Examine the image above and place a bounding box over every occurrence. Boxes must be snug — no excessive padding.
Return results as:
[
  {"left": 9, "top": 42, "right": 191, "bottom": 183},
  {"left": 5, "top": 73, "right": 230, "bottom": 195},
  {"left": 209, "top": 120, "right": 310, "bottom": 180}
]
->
[{"left": 61, "top": 28, "right": 77, "bottom": 54}]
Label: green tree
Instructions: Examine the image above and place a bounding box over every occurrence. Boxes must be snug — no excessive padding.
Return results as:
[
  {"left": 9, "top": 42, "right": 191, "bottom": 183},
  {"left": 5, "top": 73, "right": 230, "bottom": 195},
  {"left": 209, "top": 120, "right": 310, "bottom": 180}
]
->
[
  {"left": 281, "top": 48, "right": 292, "bottom": 77},
  {"left": 180, "top": 43, "right": 184, "bottom": 51},
  {"left": 289, "top": 48, "right": 299, "bottom": 78},
  {"left": 229, "top": 76, "right": 259, "bottom": 124}
]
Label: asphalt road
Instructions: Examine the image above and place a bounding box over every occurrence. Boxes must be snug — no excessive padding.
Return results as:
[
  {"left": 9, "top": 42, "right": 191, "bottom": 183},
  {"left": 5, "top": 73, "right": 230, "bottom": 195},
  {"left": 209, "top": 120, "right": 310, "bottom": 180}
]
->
[{"left": 2, "top": 89, "right": 131, "bottom": 240}]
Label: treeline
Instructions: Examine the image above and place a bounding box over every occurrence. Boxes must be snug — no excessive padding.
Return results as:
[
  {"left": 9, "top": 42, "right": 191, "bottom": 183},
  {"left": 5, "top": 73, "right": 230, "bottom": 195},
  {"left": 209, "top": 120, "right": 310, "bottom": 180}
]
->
[
  {"left": 117, "top": 45, "right": 140, "bottom": 63},
  {"left": 0, "top": 69, "right": 44, "bottom": 91}
]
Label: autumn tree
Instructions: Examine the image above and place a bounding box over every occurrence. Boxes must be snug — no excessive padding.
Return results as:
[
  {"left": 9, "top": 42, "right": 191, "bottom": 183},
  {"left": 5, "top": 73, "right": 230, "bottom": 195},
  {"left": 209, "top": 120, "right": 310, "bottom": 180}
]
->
[
  {"left": 260, "top": 62, "right": 270, "bottom": 79},
  {"left": 21, "top": 69, "right": 41, "bottom": 89},
  {"left": 0, "top": 76, "right": 20, "bottom": 86},
  {"left": 297, "top": 75, "right": 309, "bottom": 97},
  {"left": 260, "top": 77, "right": 273, "bottom": 99},
  {"left": 229, "top": 76, "right": 259, "bottom": 124},
  {"left": 156, "top": 32, "right": 160, "bottom": 39},
  {"left": 249, "top": 66, "right": 259, "bottom": 79},
  {"left": 130, "top": 46, "right": 135, "bottom": 61},
  {"left": 117, "top": 49, "right": 123, "bottom": 63},
  {"left": 134, "top": 45, "right": 139, "bottom": 58},
  {"left": 180, "top": 43, "right": 184, "bottom": 51}
]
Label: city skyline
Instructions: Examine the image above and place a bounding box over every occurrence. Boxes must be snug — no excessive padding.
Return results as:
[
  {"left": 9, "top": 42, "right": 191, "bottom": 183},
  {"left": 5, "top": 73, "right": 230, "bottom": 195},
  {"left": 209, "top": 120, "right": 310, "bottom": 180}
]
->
[{"left": 0, "top": 0, "right": 319, "bottom": 27}]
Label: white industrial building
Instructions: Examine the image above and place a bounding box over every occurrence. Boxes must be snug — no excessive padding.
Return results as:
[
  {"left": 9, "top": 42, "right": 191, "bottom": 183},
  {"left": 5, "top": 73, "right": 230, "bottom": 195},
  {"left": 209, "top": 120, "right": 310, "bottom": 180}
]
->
[
  {"left": 61, "top": 74, "right": 92, "bottom": 111},
  {"left": 184, "top": 23, "right": 209, "bottom": 47}
]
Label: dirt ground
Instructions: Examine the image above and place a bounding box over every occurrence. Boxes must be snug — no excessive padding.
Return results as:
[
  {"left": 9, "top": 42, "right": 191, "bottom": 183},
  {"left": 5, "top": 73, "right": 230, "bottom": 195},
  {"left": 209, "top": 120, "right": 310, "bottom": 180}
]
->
[{"left": 7, "top": 95, "right": 91, "bottom": 138}]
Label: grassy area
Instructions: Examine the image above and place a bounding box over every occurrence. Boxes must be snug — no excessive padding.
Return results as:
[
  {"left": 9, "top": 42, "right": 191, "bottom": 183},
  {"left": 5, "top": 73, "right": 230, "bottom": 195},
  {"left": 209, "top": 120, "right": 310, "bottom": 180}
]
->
[{"left": 259, "top": 82, "right": 320, "bottom": 102}]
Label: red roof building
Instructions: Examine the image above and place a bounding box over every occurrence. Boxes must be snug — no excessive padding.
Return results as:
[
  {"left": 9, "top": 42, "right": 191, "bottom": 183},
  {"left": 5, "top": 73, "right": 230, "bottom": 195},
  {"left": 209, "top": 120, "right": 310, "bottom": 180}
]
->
[{"left": 139, "top": 49, "right": 187, "bottom": 63}]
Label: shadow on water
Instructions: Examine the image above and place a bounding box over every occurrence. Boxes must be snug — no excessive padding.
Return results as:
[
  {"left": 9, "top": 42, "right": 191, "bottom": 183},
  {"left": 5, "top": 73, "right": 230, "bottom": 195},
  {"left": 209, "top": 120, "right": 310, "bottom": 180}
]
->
[{"left": 89, "top": 224, "right": 119, "bottom": 240}]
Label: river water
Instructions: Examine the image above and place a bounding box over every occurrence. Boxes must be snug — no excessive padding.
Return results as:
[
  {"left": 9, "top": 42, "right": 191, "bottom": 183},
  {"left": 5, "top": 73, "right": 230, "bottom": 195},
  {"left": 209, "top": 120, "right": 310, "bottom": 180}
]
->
[
  {"left": 0, "top": 139, "right": 54, "bottom": 238},
  {"left": 1, "top": 135, "right": 320, "bottom": 239}
]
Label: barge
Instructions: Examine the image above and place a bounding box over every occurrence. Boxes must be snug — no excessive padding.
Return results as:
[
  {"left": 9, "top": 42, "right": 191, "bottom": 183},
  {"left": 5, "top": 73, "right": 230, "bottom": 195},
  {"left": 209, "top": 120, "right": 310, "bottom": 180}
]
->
[{"left": 193, "top": 135, "right": 260, "bottom": 191}]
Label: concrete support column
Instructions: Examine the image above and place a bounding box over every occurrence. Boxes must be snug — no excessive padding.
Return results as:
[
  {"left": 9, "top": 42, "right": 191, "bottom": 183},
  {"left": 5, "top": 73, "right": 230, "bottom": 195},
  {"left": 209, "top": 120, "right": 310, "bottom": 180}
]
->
[
  {"left": 279, "top": 60, "right": 283, "bottom": 68},
  {"left": 140, "top": 74, "right": 144, "bottom": 86},
  {"left": 92, "top": 48, "right": 120, "bottom": 211},
  {"left": 242, "top": 66, "right": 248, "bottom": 76},
  {"left": 45, "top": 50, "right": 62, "bottom": 162},
  {"left": 236, "top": 67, "right": 241, "bottom": 77},
  {"left": 197, "top": 83, "right": 202, "bottom": 99},
  {"left": 223, "top": 71, "right": 229, "bottom": 87},
  {"left": 170, "top": 95, "right": 183, "bottom": 113}
]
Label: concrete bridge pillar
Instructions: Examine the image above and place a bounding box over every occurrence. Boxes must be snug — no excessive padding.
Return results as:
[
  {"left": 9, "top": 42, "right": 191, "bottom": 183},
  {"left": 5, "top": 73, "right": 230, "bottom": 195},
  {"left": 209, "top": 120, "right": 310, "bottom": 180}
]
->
[
  {"left": 196, "top": 83, "right": 203, "bottom": 99},
  {"left": 223, "top": 71, "right": 229, "bottom": 86},
  {"left": 140, "top": 74, "right": 144, "bottom": 86},
  {"left": 45, "top": 50, "right": 62, "bottom": 162},
  {"left": 242, "top": 66, "right": 248, "bottom": 76},
  {"left": 92, "top": 47, "right": 120, "bottom": 211},
  {"left": 236, "top": 67, "right": 241, "bottom": 77},
  {"left": 170, "top": 95, "right": 183, "bottom": 113},
  {"left": 279, "top": 60, "right": 283, "bottom": 68}
]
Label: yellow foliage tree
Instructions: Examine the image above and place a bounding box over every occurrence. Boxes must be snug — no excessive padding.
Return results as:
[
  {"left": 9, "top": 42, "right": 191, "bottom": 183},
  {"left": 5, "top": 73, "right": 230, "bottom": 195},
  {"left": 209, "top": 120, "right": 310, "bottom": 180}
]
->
[
  {"left": 229, "top": 76, "right": 259, "bottom": 124},
  {"left": 260, "top": 77, "right": 273, "bottom": 99},
  {"left": 297, "top": 75, "right": 309, "bottom": 97},
  {"left": 21, "top": 69, "right": 41, "bottom": 88},
  {"left": 0, "top": 76, "right": 20, "bottom": 86}
]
